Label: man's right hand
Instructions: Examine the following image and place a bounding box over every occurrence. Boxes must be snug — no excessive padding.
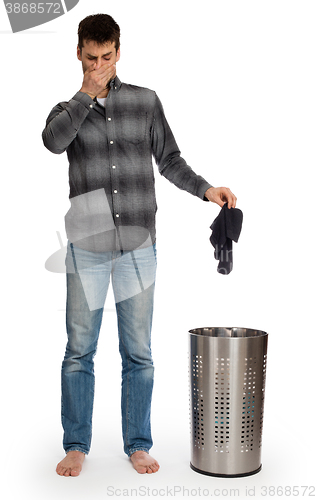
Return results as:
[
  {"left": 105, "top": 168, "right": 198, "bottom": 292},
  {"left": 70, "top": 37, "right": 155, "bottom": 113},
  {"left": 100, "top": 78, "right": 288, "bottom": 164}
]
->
[{"left": 80, "top": 62, "right": 116, "bottom": 99}]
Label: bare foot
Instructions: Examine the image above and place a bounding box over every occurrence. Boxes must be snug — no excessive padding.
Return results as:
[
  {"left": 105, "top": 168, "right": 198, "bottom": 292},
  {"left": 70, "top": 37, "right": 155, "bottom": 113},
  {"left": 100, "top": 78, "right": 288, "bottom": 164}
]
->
[
  {"left": 130, "top": 451, "right": 160, "bottom": 474},
  {"left": 56, "top": 451, "right": 85, "bottom": 477}
]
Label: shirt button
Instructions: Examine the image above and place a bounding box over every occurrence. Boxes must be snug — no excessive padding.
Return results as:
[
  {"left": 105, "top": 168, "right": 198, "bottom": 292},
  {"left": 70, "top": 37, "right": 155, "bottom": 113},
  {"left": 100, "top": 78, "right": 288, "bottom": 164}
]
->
[
  {"left": 112, "top": 165, "right": 116, "bottom": 169},
  {"left": 114, "top": 190, "right": 118, "bottom": 194},
  {"left": 110, "top": 140, "right": 114, "bottom": 144},
  {"left": 89, "top": 104, "right": 93, "bottom": 108},
  {"left": 115, "top": 214, "right": 120, "bottom": 218},
  {"left": 108, "top": 117, "right": 111, "bottom": 121}
]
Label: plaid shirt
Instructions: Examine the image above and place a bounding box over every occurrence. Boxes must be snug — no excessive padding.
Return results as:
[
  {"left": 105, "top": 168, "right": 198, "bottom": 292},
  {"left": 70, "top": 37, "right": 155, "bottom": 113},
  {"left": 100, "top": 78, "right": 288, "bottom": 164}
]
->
[{"left": 42, "top": 76, "right": 212, "bottom": 252}]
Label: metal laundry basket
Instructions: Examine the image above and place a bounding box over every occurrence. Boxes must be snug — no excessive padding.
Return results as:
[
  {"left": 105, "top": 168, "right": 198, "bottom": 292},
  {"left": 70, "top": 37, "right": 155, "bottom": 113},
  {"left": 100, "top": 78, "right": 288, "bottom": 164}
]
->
[{"left": 189, "top": 327, "right": 268, "bottom": 477}]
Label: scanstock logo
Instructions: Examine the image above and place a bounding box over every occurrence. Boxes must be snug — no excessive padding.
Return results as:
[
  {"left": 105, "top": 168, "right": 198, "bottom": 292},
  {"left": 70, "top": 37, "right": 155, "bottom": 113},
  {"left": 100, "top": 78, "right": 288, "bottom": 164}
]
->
[{"left": 3, "top": 0, "right": 79, "bottom": 32}]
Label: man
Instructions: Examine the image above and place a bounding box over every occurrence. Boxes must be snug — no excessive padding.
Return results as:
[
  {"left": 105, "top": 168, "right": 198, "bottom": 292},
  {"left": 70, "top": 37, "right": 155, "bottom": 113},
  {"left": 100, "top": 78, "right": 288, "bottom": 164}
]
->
[{"left": 42, "top": 13, "right": 237, "bottom": 477}]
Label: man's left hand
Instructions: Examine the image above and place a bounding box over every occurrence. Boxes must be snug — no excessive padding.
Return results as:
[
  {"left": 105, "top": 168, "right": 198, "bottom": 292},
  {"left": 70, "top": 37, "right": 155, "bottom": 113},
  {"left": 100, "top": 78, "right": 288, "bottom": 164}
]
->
[{"left": 204, "top": 187, "right": 237, "bottom": 209}]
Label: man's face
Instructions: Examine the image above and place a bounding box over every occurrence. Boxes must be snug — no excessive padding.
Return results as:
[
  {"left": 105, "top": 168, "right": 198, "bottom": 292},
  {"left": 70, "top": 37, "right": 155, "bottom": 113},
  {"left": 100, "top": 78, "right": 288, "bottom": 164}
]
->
[{"left": 77, "top": 39, "right": 120, "bottom": 75}]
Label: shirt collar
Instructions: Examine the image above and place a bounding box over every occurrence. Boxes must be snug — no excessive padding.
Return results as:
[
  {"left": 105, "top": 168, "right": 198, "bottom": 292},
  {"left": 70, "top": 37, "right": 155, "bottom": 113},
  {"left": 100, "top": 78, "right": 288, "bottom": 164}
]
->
[{"left": 110, "top": 76, "right": 122, "bottom": 92}]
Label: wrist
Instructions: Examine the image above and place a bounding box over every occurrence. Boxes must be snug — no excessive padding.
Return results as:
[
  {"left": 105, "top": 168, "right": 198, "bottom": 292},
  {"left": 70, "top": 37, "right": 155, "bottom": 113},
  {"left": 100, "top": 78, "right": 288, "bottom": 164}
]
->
[
  {"left": 79, "top": 88, "right": 96, "bottom": 100},
  {"left": 204, "top": 187, "right": 214, "bottom": 200}
]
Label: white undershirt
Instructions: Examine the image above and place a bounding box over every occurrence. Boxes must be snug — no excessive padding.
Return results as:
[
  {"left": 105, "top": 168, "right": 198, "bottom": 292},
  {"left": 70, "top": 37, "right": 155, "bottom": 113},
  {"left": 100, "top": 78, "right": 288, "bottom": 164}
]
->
[{"left": 97, "top": 97, "right": 106, "bottom": 107}]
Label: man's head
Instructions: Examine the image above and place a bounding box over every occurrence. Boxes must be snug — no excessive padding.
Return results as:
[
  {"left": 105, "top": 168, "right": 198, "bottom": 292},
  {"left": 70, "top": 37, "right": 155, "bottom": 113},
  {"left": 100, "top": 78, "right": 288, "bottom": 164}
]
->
[
  {"left": 77, "top": 14, "right": 121, "bottom": 84},
  {"left": 78, "top": 14, "right": 120, "bottom": 53}
]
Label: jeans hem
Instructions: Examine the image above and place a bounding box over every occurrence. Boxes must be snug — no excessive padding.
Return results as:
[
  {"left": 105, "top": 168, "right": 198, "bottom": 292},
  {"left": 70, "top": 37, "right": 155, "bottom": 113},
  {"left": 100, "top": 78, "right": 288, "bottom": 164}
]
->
[
  {"left": 64, "top": 447, "right": 89, "bottom": 455},
  {"left": 128, "top": 447, "right": 150, "bottom": 457}
]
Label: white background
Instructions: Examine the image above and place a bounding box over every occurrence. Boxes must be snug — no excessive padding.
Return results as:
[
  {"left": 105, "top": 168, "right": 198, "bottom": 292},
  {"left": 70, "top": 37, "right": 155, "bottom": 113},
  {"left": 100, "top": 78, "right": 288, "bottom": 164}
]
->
[{"left": 0, "top": 1, "right": 316, "bottom": 498}]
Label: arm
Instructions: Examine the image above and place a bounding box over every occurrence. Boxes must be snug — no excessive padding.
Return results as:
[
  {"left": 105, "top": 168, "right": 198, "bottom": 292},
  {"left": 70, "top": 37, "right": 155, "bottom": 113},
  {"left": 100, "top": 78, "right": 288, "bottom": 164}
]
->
[
  {"left": 151, "top": 94, "right": 212, "bottom": 200},
  {"left": 151, "top": 94, "right": 237, "bottom": 209},
  {"left": 42, "top": 92, "right": 95, "bottom": 154},
  {"left": 42, "top": 61, "right": 116, "bottom": 154}
]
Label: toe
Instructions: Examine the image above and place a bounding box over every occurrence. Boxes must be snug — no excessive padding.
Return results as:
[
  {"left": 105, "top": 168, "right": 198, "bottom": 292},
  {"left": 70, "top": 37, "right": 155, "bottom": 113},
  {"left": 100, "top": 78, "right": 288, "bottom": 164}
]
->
[
  {"left": 56, "top": 466, "right": 65, "bottom": 476},
  {"left": 137, "top": 465, "right": 147, "bottom": 474}
]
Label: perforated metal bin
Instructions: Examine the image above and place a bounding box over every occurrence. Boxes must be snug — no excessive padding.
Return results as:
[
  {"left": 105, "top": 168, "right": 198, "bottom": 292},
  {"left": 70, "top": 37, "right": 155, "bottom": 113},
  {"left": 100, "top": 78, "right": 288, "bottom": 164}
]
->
[{"left": 189, "top": 327, "right": 268, "bottom": 477}]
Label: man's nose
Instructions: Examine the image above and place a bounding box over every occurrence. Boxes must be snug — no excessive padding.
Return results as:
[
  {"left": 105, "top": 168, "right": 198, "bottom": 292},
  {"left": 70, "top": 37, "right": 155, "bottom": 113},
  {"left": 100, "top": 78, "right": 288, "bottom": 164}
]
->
[{"left": 95, "top": 58, "right": 102, "bottom": 69}]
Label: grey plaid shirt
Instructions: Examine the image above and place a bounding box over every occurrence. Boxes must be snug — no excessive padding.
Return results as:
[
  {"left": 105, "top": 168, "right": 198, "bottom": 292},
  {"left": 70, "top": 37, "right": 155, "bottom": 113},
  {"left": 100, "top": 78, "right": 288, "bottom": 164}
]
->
[{"left": 42, "top": 76, "right": 212, "bottom": 252}]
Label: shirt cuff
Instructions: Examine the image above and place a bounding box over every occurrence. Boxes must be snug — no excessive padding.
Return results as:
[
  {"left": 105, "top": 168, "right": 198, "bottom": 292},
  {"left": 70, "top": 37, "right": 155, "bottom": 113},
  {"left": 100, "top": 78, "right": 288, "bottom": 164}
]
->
[
  {"left": 72, "top": 91, "right": 96, "bottom": 110},
  {"left": 199, "top": 182, "right": 213, "bottom": 201}
]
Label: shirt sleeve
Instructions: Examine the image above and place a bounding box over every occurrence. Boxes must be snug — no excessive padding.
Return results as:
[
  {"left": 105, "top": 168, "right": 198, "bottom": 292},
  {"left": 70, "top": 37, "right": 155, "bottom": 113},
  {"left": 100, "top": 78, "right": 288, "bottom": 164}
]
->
[
  {"left": 42, "top": 92, "right": 96, "bottom": 154},
  {"left": 151, "top": 93, "right": 213, "bottom": 200}
]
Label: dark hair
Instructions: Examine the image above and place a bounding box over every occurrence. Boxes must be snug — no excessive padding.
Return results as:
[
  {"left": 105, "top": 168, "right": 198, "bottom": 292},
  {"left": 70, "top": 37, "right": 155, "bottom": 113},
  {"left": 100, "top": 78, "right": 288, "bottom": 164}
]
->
[{"left": 78, "top": 14, "right": 120, "bottom": 52}]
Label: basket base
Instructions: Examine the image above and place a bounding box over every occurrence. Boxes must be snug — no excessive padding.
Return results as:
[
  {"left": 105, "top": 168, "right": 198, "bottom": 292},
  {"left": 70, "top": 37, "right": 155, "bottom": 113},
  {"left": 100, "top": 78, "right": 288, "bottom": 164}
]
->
[{"left": 190, "top": 463, "right": 262, "bottom": 478}]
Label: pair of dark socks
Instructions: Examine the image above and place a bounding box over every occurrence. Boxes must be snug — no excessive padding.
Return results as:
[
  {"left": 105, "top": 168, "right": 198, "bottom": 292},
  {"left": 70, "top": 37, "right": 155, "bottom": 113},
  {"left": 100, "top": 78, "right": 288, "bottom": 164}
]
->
[{"left": 210, "top": 203, "right": 243, "bottom": 274}]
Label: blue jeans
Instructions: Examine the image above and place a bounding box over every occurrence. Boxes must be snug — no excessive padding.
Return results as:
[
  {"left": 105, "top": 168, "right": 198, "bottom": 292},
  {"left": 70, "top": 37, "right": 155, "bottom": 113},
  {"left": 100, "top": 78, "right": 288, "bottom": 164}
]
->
[{"left": 62, "top": 241, "right": 157, "bottom": 457}]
